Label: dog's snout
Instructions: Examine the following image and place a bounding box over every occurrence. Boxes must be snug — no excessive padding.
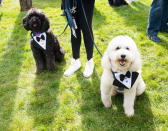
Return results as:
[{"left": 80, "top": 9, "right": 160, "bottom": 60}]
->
[
  {"left": 121, "top": 54, "right": 126, "bottom": 59},
  {"left": 32, "top": 18, "right": 37, "bottom": 22},
  {"left": 30, "top": 16, "right": 37, "bottom": 22}
]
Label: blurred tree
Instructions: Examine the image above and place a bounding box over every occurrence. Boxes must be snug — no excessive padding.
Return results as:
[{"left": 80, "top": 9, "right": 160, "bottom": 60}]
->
[{"left": 19, "top": 0, "right": 32, "bottom": 11}]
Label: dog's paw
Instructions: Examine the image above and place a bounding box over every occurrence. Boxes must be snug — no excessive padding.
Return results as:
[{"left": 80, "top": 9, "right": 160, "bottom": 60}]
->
[
  {"left": 108, "top": 0, "right": 113, "bottom": 6},
  {"left": 103, "top": 101, "right": 112, "bottom": 108},
  {"left": 47, "top": 65, "right": 56, "bottom": 73},
  {"left": 35, "top": 69, "right": 44, "bottom": 74},
  {"left": 48, "top": 68, "right": 56, "bottom": 73},
  {"left": 104, "top": 104, "right": 111, "bottom": 108},
  {"left": 124, "top": 107, "right": 134, "bottom": 117}
]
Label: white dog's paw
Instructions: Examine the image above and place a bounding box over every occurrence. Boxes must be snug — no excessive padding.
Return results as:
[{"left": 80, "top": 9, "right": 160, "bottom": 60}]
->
[
  {"left": 103, "top": 101, "right": 112, "bottom": 108},
  {"left": 101, "top": 94, "right": 112, "bottom": 108},
  {"left": 124, "top": 107, "right": 134, "bottom": 117},
  {"left": 104, "top": 104, "right": 111, "bottom": 108}
]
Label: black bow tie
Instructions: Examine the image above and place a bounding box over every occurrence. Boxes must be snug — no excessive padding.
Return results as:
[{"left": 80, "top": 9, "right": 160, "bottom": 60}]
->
[
  {"left": 120, "top": 71, "right": 131, "bottom": 81},
  {"left": 36, "top": 34, "right": 45, "bottom": 42}
]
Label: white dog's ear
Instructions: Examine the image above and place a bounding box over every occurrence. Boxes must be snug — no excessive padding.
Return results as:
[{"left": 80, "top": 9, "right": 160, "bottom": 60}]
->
[
  {"left": 101, "top": 50, "right": 111, "bottom": 69},
  {"left": 130, "top": 50, "right": 142, "bottom": 71}
]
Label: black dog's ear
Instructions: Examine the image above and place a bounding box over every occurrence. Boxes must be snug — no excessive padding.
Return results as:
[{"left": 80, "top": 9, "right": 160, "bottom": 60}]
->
[
  {"left": 41, "top": 13, "right": 50, "bottom": 32},
  {"left": 22, "top": 16, "right": 30, "bottom": 31}
]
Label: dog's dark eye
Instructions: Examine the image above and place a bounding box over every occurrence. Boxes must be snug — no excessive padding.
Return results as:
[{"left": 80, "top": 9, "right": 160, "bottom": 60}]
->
[
  {"left": 116, "top": 47, "right": 120, "bottom": 50},
  {"left": 126, "top": 47, "right": 129, "bottom": 50}
]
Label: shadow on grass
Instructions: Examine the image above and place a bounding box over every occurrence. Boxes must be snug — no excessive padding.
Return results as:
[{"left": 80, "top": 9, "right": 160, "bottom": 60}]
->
[
  {"left": 112, "top": 1, "right": 149, "bottom": 32},
  {"left": 33, "top": 0, "right": 61, "bottom": 9},
  {"left": 0, "top": 13, "right": 28, "bottom": 129},
  {"left": 93, "top": 7, "right": 107, "bottom": 30},
  {"left": 28, "top": 60, "right": 65, "bottom": 128},
  {"left": 76, "top": 70, "right": 154, "bottom": 130},
  {"left": 0, "top": 6, "right": 2, "bottom": 19},
  {"left": 156, "top": 34, "right": 168, "bottom": 50},
  {"left": 0, "top": 14, "right": 2, "bottom": 20}
]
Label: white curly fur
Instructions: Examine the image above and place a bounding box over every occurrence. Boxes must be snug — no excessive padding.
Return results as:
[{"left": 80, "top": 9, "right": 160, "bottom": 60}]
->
[{"left": 100, "top": 35, "right": 146, "bottom": 117}]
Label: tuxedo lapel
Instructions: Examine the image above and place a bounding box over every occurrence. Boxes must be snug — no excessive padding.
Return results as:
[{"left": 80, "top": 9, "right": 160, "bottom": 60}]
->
[
  {"left": 112, "top": 71, "right": 139, "bottom": 90},
  {"left": 131, "top": 72, "right": 139, "bottom": 87}
]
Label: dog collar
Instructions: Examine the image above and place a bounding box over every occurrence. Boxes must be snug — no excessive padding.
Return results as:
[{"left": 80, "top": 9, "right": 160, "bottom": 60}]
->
[
  {"left": 112, "top": 70, "right": 139, "bottom": 91},
  {"left": 31, "top": 32, "right": 47, "bottom": 50}
]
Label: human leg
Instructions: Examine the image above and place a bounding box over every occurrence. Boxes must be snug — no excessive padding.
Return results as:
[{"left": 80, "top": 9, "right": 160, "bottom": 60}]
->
[
  {"left": 64, "top": 12, "right": 82, "bottom": 76},
  {"left": 78, "top": 0, "right": 95, "bottom": 77},
  {"left": 147, "top": 0, "right": 162, "bottom": 42},
  {"left": 64, "top": 29, "right": 82, "bottom": 76},
  {"left": 160, "top": 0, "right": 168, "bottom": 32}
]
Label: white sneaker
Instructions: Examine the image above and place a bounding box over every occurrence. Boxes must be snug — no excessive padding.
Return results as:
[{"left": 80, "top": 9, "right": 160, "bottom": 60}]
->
[
  {"left": 64, "top": 59, "right": 81, "bottom": 76},
  {"left": 127, "top": 0, "right": 135, "bottom": 3},
  {"left": 83, "top": 58, "right": 94, "bottom": 78}
]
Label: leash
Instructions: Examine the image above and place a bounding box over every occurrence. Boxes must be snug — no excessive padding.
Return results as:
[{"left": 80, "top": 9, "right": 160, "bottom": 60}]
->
[
  {"left": 80, "top": 0, "right": 102, "bottom": 57},
  {"left": 56, "top": 23, "right": 68, "bottom": 37},
  {"left": 56, "top": 0, "right": 77, "bottom": 38},
  {"left": 64, "top": 0, "right": 77, "bottom": 30},
  {"left": 61, "top": 0, "right": 102, "bottom": 57}
]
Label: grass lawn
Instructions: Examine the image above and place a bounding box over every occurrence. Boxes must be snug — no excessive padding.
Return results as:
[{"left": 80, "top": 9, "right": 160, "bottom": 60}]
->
[{"left": 0, "top": 0, "right": 168, "bottom": 130}]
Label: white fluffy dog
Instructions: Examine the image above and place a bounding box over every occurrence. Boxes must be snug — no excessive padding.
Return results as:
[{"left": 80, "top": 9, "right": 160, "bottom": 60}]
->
[{"left": 100, "top": 35, "right": 146, "bottom": 117}]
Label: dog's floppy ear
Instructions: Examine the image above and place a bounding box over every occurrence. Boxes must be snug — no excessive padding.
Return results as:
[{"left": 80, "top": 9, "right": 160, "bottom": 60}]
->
[
  {"left": 41, "top": 13, "right": 50, "bottom": 32},
  {"left": 130, "top": 49, "right": 142, "bottom": 71},
  {"left": 23, "top": 16, "right": 30, "bottom": 31},
  {"left": 101, "top": 49, "right": 112, "bottom": 69}
]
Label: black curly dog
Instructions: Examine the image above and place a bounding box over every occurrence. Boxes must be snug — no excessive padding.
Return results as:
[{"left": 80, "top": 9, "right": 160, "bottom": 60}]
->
[
  {"left": 23, "top": 8, "right": 65, "bottom": 73},
  {"left": 108, "top": 0, "right": 128, "bottom": 6}
]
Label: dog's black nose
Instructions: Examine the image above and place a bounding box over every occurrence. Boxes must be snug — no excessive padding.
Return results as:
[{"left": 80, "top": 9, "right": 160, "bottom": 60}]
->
[{"left": 121, "top": 54, "right": 126, "bottom": 59}]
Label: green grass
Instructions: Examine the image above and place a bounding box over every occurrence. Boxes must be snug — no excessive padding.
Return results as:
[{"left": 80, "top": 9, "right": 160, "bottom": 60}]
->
[{"left": 0, "top": 0, "right": 168, "bottom": 130}]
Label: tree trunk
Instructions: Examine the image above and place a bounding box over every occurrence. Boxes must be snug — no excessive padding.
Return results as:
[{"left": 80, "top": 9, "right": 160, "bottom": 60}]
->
[{"left": 19, "top": 0, "right": 32, "bottom": 11}]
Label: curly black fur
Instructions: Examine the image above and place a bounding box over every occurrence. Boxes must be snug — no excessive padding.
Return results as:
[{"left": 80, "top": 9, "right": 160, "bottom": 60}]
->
[
  {"left": 23, "top": 8, "right": 65, "bottom": 73},
  {"left": 108, "top": 0, "right": 128, "bottom": 6}
]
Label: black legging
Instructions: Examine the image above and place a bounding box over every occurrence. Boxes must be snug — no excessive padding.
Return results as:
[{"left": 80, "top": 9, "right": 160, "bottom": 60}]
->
[
  {"left": 61, "top": 0, "right": 64, "bottom": 10},
  {"left": 70, "top": 0, "right": 95, "bottom": 60}
]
